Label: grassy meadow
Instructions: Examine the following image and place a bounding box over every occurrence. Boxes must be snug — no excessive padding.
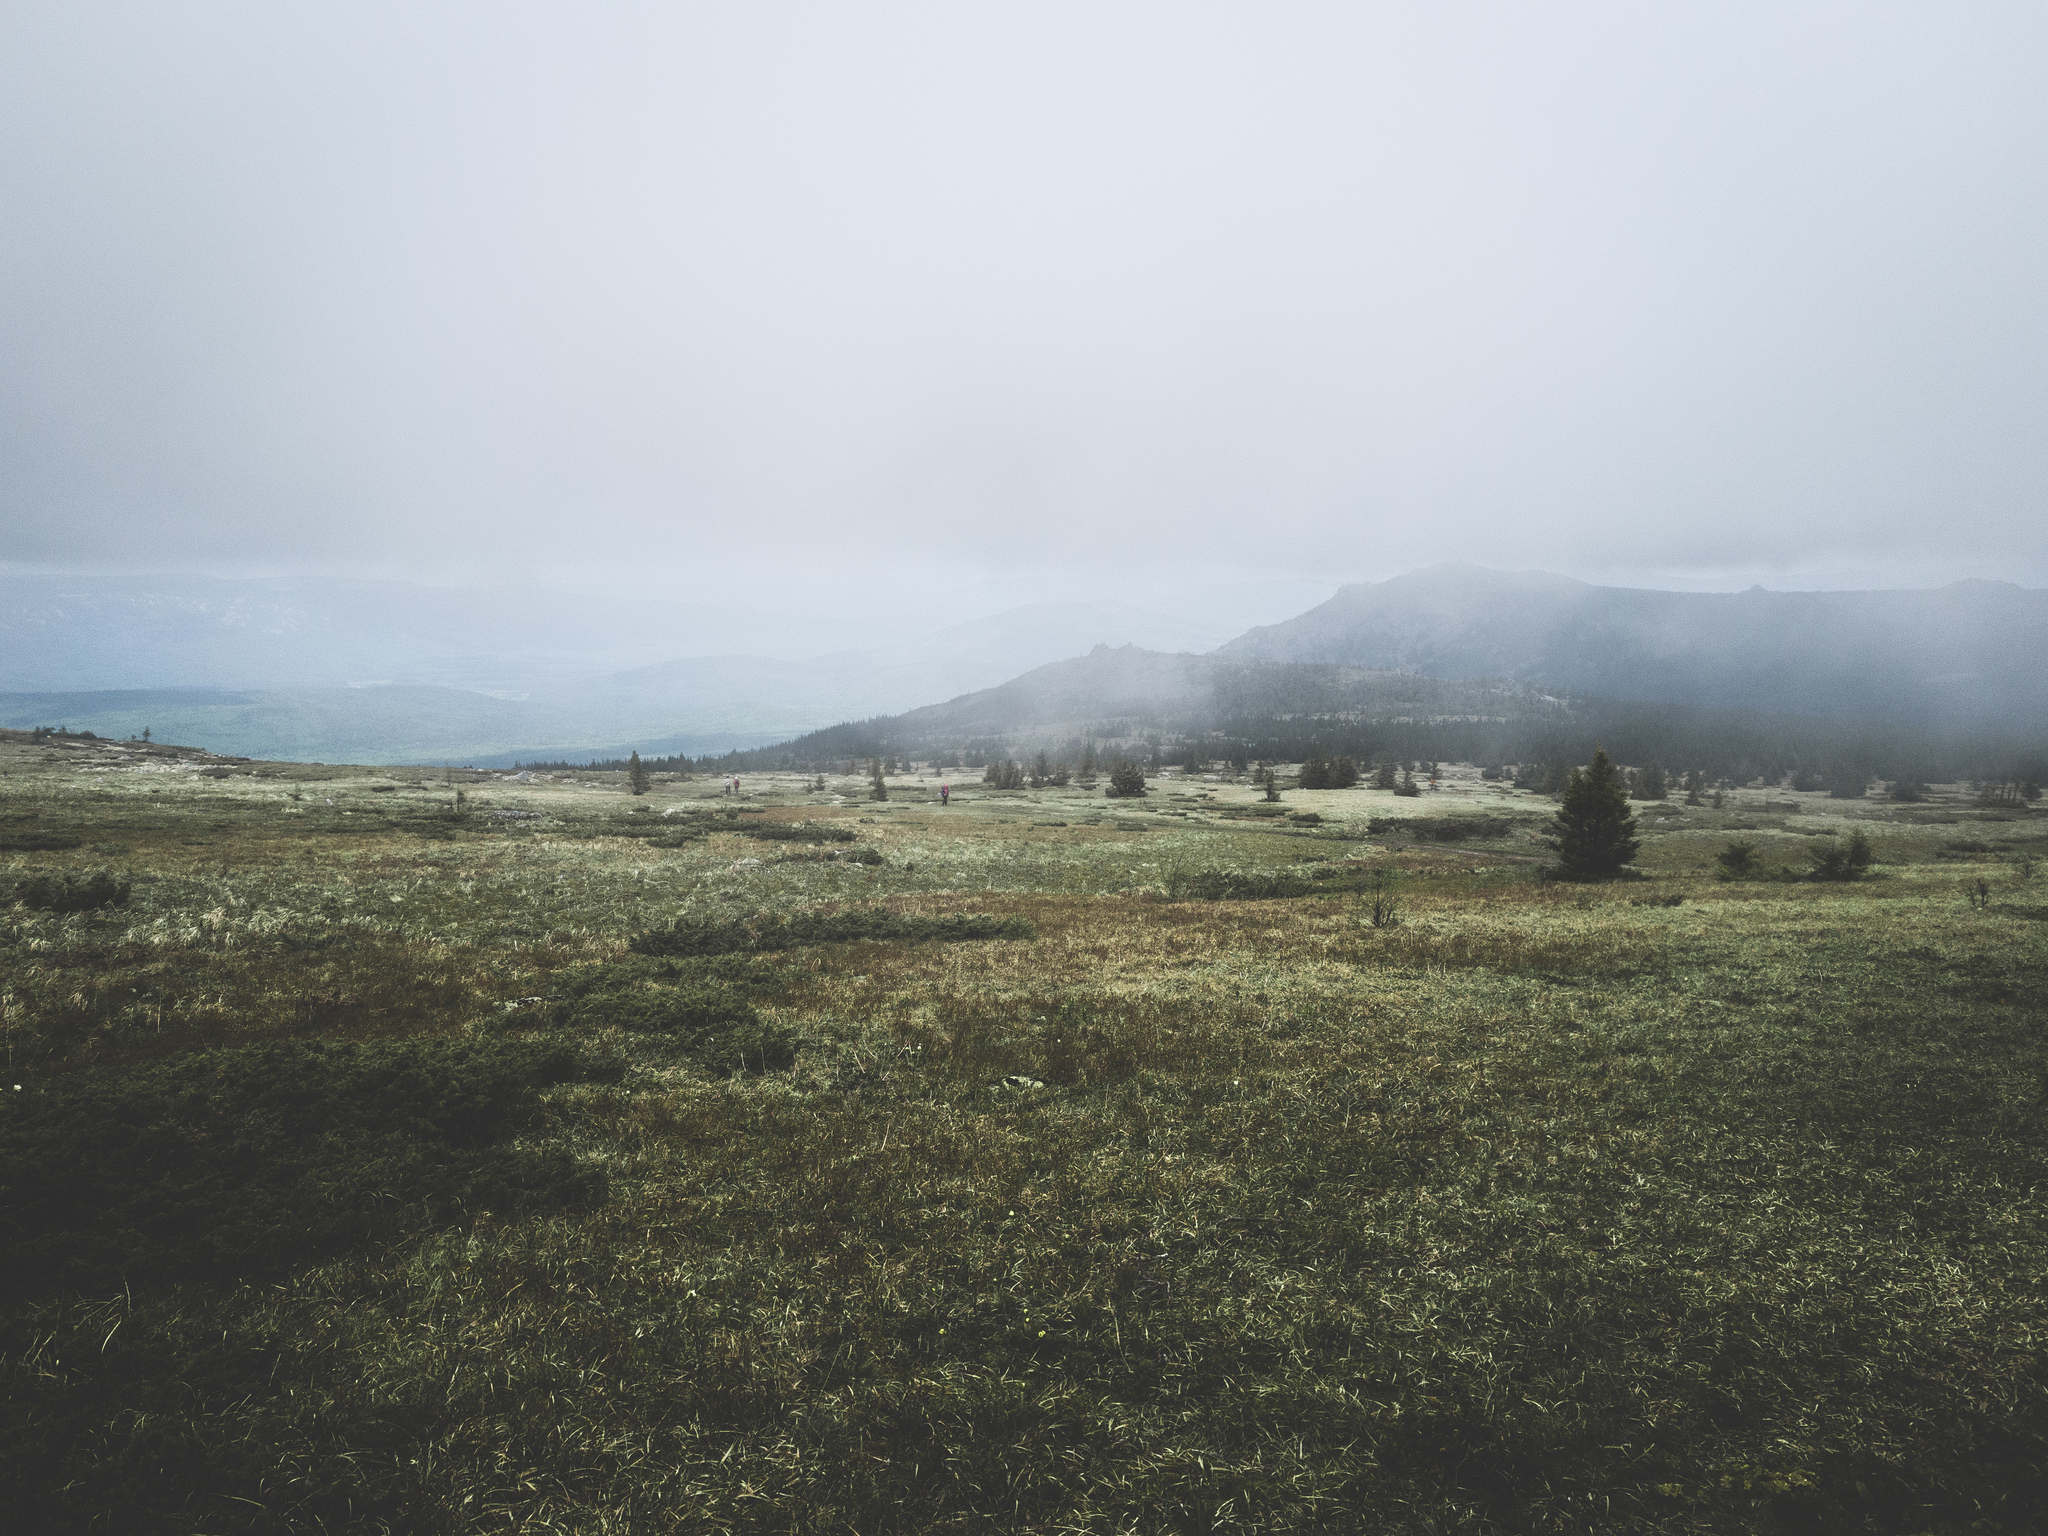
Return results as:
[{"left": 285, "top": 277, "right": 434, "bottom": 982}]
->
[{"left": 3, "top": 731, "right": 2046, "bottom": 1532}]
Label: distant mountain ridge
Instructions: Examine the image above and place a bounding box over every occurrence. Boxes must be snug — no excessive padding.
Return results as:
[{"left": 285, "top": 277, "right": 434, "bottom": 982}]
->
[
  {"left": 873, "top": 644, "right": 1565, "bottom": 742},
  {"left": 0, "top": 575, "right": 1242, "bottom": 761},
  {"left": 1215, "top": 564, "right": 2048, "bottom": 730},
  {"left": 743, "top": 640, "right": 2042, "bottom": 790},
  {"left": 7, "top": 566, "right": 2042, "bottom": 764}
]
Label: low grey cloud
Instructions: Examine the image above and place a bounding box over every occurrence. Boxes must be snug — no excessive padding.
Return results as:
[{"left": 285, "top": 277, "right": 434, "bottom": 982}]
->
[{"left": 3, "top": 2, "right": 2044, "bottom": 611}]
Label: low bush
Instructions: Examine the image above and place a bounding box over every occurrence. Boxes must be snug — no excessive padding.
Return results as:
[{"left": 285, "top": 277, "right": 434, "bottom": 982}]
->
[
  {"left": 630, "top": 909, "right": 1033, "bottom": 958},
  {"left": 0, "top": 1039, "right": 606, "bottom": 1302},
  {"left": 733, "top": 821, "right": 856, "bottom": 843},
  {"left": 772, "top": 845, "right": 883, "bottom": 865},
  {"left": 1167, "top": 866, "right": 1349, "bottom": 901},
  {"left": 1810, "top": 829, "right": 1876, "bottom": 882},
  {"left": 0, "top": 830, "right": 83, "bottom": 852},
  {"left": 1366, "top": 815, "right": 1522, "bottom": 841},
  {"left": 6, "top": 868, "right": 131, "bottom": 913}
]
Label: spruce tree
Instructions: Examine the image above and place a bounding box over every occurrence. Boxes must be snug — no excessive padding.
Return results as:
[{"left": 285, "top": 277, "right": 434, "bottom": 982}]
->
[
  {"left": 869, "top": 758, "right": 889, "bottom": 801},
  {"left": 1373, "top": 758, "right": 1400, "bottom": 791},
  {"left": 1107, "top": 758, "right": 1148, "bottom": 798},
  {"left": 1826, "top": 765, "right": 1869, "bottom": 800},
  {"left": 1547, "top": 747, "right": 1639, "bottom": 880},
  {"left": 1809, "top": 829, "right": 1874, "bottom": 881},
  {"left": 627, "top": 751, "right": 651, "bottom": 796},
  {"left": 1331, "top": 755, "right": 1360, "bottom": 788}
]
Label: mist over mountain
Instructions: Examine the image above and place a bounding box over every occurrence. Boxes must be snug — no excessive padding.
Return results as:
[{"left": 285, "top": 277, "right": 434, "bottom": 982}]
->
[
  {"left": 6, "top": 566, "right": 2044, "bottom": 767},
  {"left": 0, "top": 575, "right": 1242, "bottom": 762},
  {"left": 740, "top": 639, "right": 2039, "bottom": 789},
  {"left": 871, "top": 645, "right": 1558, "bottom": 742},
  {"left": 1216, "top": 565, "right": 2048, "bottom": 730}
]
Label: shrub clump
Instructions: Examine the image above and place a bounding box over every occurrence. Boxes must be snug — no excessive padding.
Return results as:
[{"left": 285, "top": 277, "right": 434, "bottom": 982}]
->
[
  {"left": 1714, "top": 838, "right": 1759, "bottom": 879},
  {"left": 551, "top": 963, "right": 796, "bottom": 1075},
  {"left": 1167, "top": 868, "right": 1327, "bottom": 901},
  {"left": 1366, "top": 815, "right": 1523, "bottom": 842},
  {"left": 0, "top": 1039, "right": 606, "bottom": 1302},
  {"left": 1809, "top": 828, "right": 1877, "bottom": 882},
  {"left": 771, "top": 845, "right": 883, "bottom": 865},
  {"left": 1166, "top": 864, "right": 1360, "bottom": 901},
  {"left": 5, "top": 868, "right": 131, "bottom": 913},
  {"left": 733, "top": 820, "right": 856, "bottom": 843},
  {"left": 630, "top": 909, "right": 1032, "bottom": 959},
  {"left": 0, "top": 830, "right": 83, "bottom": 852}
]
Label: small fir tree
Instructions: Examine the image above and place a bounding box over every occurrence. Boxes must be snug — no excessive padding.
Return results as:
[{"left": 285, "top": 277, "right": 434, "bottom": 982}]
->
[
  {"left": 1260, "top": 767, "right": 1282, "bottom": 802},
  {"left": 1808, "top": 829, "right": 1874, "bottom": 881},
  {"left": 1394, "top": 769, "right": 1421, "bottom": 798},
  {"left": 1373, "top": 758, "right": 1400, "bottom": 791},
  {"left": 1826, "top": 765, "right": 1869, "bottom": 800},
  {"left": 1631, "top": 761, "right": 1668, "bottom": 801},
  {"left": 1331, "top": 755, "right": 1360, "bottom": 788},
  {"left": 869, "top": 758, "right": 889, "bottom": 801},
  {"left": 627, "top": 751, "right": 651, "bottom": 796},
  {"left": 1546, "top": 747, "right": 1639, "bottom": 880},
  {"left": 1107, "top": 758, "right": 1148, "bottom": 798},
  {"left": 1888, "top": 773, "right": 1930, "bottom": 803},
  {"left": 1714, "top": 839, "right": 1758, "bottom": 879},
  {"left": 1299, "top": 751, "right": 1332, "bottom": 790}
]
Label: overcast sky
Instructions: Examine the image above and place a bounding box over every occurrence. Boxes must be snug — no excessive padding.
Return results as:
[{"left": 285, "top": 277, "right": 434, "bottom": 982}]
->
[{"left": 3, "top": 2, "right": 2044, "bottom": 625}]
